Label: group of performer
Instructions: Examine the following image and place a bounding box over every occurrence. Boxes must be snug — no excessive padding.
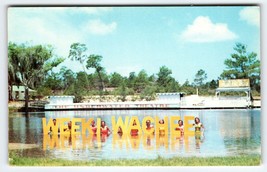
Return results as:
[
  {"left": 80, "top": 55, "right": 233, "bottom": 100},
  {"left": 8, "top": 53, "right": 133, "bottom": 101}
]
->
[{"left": 49, "top": 117, "right": 204, "bottom": 137}]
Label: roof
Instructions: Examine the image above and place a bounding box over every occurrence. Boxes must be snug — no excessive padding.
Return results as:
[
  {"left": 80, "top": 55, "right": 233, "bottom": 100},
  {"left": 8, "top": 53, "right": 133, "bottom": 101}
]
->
[
  {"left": 49, "top": 96, "right": 75, "bottom": 98},
  {"left": 216, "top": 87, "right": 251, "bottom": 92},
  {"left": 156, "top": 92, "right": 185, "bottom": 96},
  {"left": 12, "top": 85, "right": 36, "bottom": 92}
]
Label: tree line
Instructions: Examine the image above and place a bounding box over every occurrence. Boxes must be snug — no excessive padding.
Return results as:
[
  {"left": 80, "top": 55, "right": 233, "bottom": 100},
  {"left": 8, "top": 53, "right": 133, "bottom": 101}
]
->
[{"left": 8, "top": 42, "right": 260, "bottom": 108}]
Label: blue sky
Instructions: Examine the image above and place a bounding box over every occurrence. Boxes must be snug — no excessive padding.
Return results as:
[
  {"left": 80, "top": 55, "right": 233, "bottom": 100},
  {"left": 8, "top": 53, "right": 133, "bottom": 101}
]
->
[{"left": 8, "top": 6, "right": 260, "bottom": 84}]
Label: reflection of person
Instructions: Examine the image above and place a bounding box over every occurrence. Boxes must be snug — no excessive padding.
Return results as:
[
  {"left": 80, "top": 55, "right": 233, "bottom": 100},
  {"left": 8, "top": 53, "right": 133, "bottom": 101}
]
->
[
  {"left": 193, "top": 117, "right": 204, "bottom": 132},
  {"left": 91, "top": 120, "right": 97, "bottom": 135},
  {"left": 195, "top": 131, "right": 205, "bottom": 150},
  {"left": 117, "top": 126, "right": 123, "bottom": 136},
  {"left": 175, "top": 120, "right": 184, "bottom": 135},
  {"left": 158, "top": 119, "right": 165, "bottom": 136},
  {"left": 131, "top": 120, "right": 139, "bottom": 136}
]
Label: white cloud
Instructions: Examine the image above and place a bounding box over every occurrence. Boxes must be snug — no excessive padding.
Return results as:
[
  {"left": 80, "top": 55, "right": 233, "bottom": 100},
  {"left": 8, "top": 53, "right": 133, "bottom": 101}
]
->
[
  {"left": 8, "top": 8, "right": 85, "bottom": 58},
  {"left": 8, "top": 7, "right": 116, "bottom": 59},
  {"left": 84, "top": 19, "right": 117, "bottom": 35},
  {"left": 239, "top": 7, "right": 260, "bottom": 27},
  {"left": 180, "top": 16, "right": 237, "bottom": 43}
]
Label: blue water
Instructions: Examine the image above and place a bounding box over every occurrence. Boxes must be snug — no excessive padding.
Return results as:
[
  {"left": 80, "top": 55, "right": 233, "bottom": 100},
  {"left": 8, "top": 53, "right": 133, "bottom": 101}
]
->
[{"left": 9, "top": 109, "right": 261, "bottom": 160}]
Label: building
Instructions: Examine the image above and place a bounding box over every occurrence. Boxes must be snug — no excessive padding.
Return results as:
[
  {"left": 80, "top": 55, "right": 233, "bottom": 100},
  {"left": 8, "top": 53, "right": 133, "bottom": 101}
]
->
[
  {"left": 215, "top": 79, "right": 251, "bottom": 101},
  {"left": 11, "top": 85, "right": 36, "bottom": 100},
  {"left": 156, "top": 92, "right": 185, "bottom": 102}
]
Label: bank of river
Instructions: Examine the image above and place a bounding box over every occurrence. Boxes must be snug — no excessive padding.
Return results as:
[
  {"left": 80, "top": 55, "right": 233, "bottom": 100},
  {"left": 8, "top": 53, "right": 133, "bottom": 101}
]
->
[{"left": 9, "top": 152, "right": 260, "bottom": 166}]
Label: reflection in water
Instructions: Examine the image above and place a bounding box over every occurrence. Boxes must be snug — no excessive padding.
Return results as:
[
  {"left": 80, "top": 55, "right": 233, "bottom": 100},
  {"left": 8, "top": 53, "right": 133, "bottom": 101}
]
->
[{"left": 9, "top": 109, "right": 261, "bottom": 160}]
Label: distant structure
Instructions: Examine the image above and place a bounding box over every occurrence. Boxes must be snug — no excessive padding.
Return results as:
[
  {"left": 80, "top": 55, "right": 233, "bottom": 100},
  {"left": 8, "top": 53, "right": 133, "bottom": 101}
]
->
[
  {"left": 11, "top": 85, "right": 36, "bottom": 100},
  {"left": 48, "top": 96, "right": 75, "bottom": 105},
  {"left": 215, "top": 79, "right": 251, "bottom": 101},
  {"left": 156, "top": 92, "right": 185, "bottom": 102}
]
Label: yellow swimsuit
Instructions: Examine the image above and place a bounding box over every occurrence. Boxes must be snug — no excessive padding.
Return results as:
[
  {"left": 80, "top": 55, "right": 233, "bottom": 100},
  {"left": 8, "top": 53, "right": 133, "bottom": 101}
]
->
[
  {"left": 195, "top": 123, "right": 202, "bottom": 132},
  {"left": 159, "top": 126, "right": 165, "bottom": 135}
]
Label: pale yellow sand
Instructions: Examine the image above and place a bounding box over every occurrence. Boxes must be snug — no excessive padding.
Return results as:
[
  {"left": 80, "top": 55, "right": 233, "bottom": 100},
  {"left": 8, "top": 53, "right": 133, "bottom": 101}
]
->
[{"left": 8, "top": 143, "right": 39, "bottom": 150}]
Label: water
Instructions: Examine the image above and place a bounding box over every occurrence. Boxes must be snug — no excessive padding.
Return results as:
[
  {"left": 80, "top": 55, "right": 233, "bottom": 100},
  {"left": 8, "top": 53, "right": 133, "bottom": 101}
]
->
[{"left": 9, "top": 109, "right": 261, "bottom": 160}]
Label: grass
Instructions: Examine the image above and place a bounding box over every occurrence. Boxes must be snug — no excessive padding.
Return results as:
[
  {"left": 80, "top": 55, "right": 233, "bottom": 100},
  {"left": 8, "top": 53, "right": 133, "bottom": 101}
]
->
[{"left": 9, "top": 151, "right": 260, "bottom": 166}]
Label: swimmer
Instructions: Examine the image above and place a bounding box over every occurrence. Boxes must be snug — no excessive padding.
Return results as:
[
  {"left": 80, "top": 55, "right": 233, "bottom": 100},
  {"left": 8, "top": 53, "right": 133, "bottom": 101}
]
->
[
  {"left": 175, "top": 120, "right": 184, "bottom": 135},
  {"left": 48, "top": 118, "right": 60, "bottom": 134},
  {"left": 91, "top": 120, "right": 97, "bottom": 134},
  {"left": 193, "top": 117, "right": 204, "bottom": 132},
  {"left": 158, "top": 119, "right": 165, "bottom": 136},
  {"left": 130, "top": 120, "right": 139, "bottom": 136},
  {"left": 146, "top": 120, "right": 154, "bottom": 130},
  {"left": 100, "top": 121, "right": 111, "bottom": 135}
]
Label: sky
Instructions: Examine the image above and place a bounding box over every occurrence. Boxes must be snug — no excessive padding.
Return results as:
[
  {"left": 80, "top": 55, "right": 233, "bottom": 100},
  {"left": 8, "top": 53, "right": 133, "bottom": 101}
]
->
[{"left": 8, "top": 6, "right": 260, "bottom": 84}]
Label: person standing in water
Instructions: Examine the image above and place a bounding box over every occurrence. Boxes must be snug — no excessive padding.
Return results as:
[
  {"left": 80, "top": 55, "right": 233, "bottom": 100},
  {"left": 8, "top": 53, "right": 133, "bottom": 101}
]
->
[
  {"left": 91, "top": 120, "right": 97, "bottom": 135},
  {"left": 100, "top": 121, "right": 111, "bottom": 135},
  {"left": 193, "top": 117, "right": 204, "bottom": 132},
  {"left": 175, "top": 120, "right": 184, "bottom": 135}
]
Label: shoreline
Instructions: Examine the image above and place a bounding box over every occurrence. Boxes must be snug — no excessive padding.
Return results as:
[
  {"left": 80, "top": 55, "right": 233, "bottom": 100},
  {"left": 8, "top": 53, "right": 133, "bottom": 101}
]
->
[{"left": 8, "top": 153, "right": 261, "bottom": 166}]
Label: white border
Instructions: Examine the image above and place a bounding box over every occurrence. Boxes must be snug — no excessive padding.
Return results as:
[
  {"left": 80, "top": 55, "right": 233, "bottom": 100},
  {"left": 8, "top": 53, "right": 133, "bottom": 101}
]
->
[{"left": 0, "top": 0, "right": 266, "bottom": 172}]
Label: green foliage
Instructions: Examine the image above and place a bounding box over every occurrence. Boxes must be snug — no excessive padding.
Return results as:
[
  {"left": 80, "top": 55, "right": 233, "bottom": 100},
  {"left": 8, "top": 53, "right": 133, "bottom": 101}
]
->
[
  {"left": 10, "top": 42, "right": 260, "bottom": 100},
  {"left": 8, "top": 42, "right": 64, "bottom": 110},
  {"left": 117, "top": 81, "right": 128, "bottom": 102},
  {"left": 8, "top": 42, "right": 64, "bottom": 88},
  {"left": 156, "top": 66, "right": 180, "bottom": 93},
  {"left": 180, "top": 80, "right": 196, "bottom": 95},
  {"left": 140, "top": 85, "right": 157, "bottom": 101},
  {"left": 68, "top": 43, "right": 87, "bottom": 64},
  {"left": 193, "top": 69, "right": 207, "bottom": 87},
  {"left": 134, "top": 70, "right": 149, "bottom": 93},
  {"left": 36, "top": 86, "right": 52, "bottom": 97},
  {"left": 43, "top": 72, "right": 63, "bottom": 91},
  {"left": 86, "top": 54, "right": 105, "bottom": 91},
  {"left": 157, "top": 66, "right": 172, "bottom": 87},
  {"left": 59, "top": 66, "right": 76, "bottom": 90},
  {"left": 221, "top": 43, "right": 260, "bottom": 92},
  {"left": 127, "top": 72, "right": 137, "bottom": 88},
  {"left": 109, "top": 72, "right": 124, "bottom": 87},
  {"left": 9, "top": 151, "right": 260, "bottom": 166}
]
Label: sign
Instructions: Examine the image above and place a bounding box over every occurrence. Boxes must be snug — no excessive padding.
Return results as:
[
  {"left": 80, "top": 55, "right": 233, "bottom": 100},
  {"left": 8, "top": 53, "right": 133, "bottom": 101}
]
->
[{"left": 219, "top": 79, "right": 250, "bottom": 88}]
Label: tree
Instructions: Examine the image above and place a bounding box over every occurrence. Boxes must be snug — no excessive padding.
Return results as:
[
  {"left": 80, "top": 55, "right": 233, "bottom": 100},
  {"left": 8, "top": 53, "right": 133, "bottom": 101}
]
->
[
  {"left": 68, "top": 43, "right": 89, "bottom": 87},
  {"left": 109, "top": 72, "right": 124, "bottom": 87},
  {"left": 156, "top": 66, "right": 173, "bottom": 87},
  {"left": 8, "top": 46, "right": 21, "bottom": 101},
  {"left": 134, "top": 70, "right": 149, "bottom": 93},
  {"left": 43, "top": 72, "right": 63, "bottom": 91},
  {"left": 221, "top": 43, "right": 260, "bottom": 92},
  {"left": 68, "top": 43, "right": 87, "bottom": 70},
  {"left": 86, "top": 54, "right": 105, "bottom": 91},
  {"left": 180, "top": 79, "right": 195, "bottom": 94},
  {"left": 58, "top": 66, "right": 76, "bottom": 91},
  {"left": 127, "top": 72, "right": 136, "bottom": 88},
  {"left": 207, "top": 79, "right": 218, "bottom": 89},
  {"left": 8, "top": 42, "right": 64, "bottom": 112},
  {"left": 193, "top": 69, "right": 207, "bottom": 87}
]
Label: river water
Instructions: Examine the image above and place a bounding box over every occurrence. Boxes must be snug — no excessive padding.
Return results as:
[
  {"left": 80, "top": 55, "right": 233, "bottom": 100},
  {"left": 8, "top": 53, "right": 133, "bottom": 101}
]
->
[{"left": 9, "top": 109, "right": 261, "bottom": 160}]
